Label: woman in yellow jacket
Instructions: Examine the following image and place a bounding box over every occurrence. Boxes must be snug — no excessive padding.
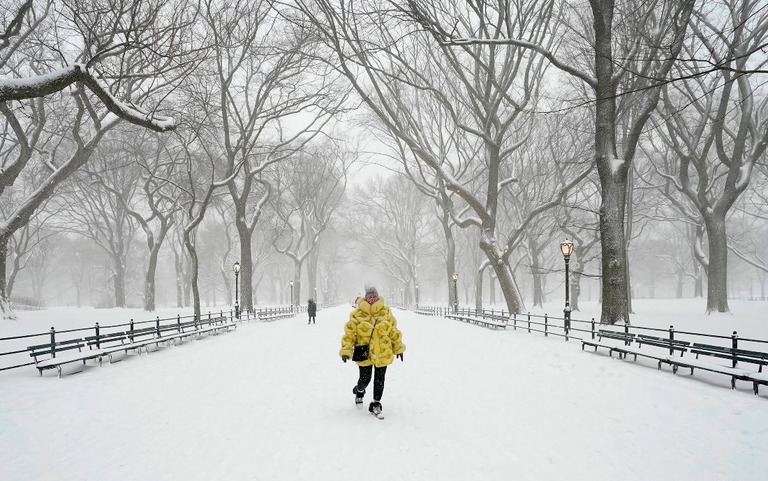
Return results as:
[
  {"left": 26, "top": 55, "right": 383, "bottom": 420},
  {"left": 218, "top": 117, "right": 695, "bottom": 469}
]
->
[{"left": 340, "top": 286, "right": 405, "bottom": 418}]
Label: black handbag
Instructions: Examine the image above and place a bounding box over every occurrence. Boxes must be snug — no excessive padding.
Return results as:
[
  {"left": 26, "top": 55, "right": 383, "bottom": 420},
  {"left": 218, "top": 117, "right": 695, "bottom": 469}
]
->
[
  {"left": 352, "top": 344, "right": 369, "bottom": 361},
  {"left": 351, "top": 318, "right": 378, "bottom": 362}
]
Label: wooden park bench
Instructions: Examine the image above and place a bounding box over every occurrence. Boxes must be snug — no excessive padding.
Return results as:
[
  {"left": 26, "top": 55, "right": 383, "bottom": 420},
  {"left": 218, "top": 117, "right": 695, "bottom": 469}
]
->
[
  {"left": 620, "top": 334, "right": 691, "bottom": 369},
  {"left": 581, "top": 329, "right": 635, "bottom": 358},
  {"left": 28, "top": 338, "right": 101, "bottom": 377},
  {"left": 667, "top": 342, "right": 768, "bottom": 393},
  {"left": 29, "top": 316, "right": 235, "bottom": 377},
  {"left": 257, "top": 310, "right": 295, "bottom": 322}
]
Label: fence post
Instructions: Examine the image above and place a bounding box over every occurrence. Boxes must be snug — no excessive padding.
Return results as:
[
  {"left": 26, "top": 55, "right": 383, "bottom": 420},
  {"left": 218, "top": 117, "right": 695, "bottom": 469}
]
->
[
  {"left": 50, "top": 327, "right": 56, "bottom": 358},
  {"left": 130, "top": 319, "right": 135, "bottom": 343},
  {"left": 513, "top": 313, "right": 517, "bottom": 330},
  {"left": 208, "top": 312, "right": 212, "bottom": 326},
  {"left": 177, "top": 314, "right": 181, "bottom": 333},
  {"left": 544, "top": 314, "right": 548, "bottom": 337},
  {"left": 95, "top": 322, "right": 100, "bottom": 349},
  {"left": 156, "top": 317, "right": 161, "bottom": 337},
  {"left": 732, "top": 331, "right": 738, "bottom": 368},
  {"left": 527, "top": 312, "right": 531, "bottom": 333},
  {"left": 669, "top": 325, "right": 674, "bottom": 355},
  {"left": 591, "top": 318, "right": 595, "bottom": 340}
]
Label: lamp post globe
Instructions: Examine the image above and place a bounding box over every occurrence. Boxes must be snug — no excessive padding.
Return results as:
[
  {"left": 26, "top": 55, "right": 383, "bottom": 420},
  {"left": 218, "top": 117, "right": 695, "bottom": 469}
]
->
[
  {"left": 233, "top": 262, "right": 241, "bottom": 320},
  {"left": 559, "top": 239, "right": 575, "bottom": 335}
]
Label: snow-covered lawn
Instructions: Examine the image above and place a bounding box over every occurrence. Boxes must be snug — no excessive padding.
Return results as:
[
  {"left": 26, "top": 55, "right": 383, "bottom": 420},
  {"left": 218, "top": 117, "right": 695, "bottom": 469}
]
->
[{"left": 1, "top": 300, "right": 767, "bottom": 481}]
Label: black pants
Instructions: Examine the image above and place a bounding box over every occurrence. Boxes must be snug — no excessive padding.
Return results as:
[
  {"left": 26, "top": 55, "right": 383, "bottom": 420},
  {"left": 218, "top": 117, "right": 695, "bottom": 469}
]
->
[
  {"left": 308, "top": 315, "right": 315, "bottom": 324},
  {"left": 357, "top": 365, "right": 387, "bottom": 401}
]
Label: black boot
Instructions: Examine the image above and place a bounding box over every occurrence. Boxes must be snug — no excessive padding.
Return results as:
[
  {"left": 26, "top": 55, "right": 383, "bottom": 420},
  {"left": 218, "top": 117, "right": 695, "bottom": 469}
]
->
[
  {"left": 368, "top": 401, "right": 383, "bottom": 418},
  {"left": 353, "top": 386, "right": 365, "bottom": 406}
]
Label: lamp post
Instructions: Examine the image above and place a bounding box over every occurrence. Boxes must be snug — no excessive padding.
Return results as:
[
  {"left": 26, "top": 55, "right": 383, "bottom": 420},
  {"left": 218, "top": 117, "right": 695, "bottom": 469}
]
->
[
  {"left": 415, "top": 284, "right": 419, "bottom": 310},
  {"left": 233, "top": 262, "right": 241, "bottom": 320},
  {"left": 452, "top": 272, "right": 459, "bottom": 314},
  {"left": 560, "top": 239, "right": 575, "bottom": 335},
  {"left": 290, "top": 280, "right": 294, "bottom": 312}
]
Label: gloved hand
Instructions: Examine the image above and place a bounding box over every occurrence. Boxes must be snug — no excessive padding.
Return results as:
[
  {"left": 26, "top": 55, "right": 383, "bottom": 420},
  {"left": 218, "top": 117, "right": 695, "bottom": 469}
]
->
[
  {"left": 396, "top": 353, "right": 404, "bottom": 361},
  {"left": 341, "top": 355, "right": 349, "bottom": 363}
]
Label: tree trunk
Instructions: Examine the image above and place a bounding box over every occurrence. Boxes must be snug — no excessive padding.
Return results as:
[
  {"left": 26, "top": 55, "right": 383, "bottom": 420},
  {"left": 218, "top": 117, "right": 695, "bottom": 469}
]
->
[
  {"left": 592, "top": 0, "right": 630, "bottom": 325},
  {"left": 184, "top": 232, "right": 202, "bottom": 318},
  {"left": 704, "top": 214, "right": 729, "bottom": 313},
  {"left": 0, "top": 233, "right": 16, "bottom": 319},
  {"left": 144, "top": 246, "right": 160, "bottom": 311},
  {"left": 479, "top": 240, "right": 525, "bottom": 313},
  {"left": 571, "top": 271, "right": 582, "bottom": 311},
  {"left": 236, "top": 216, "right": 255, "bottom": 313},
  {"left": 529, "top": 238, "right": 544, "bottom": 308},
  {"left": 174, "top": 250, "right": 183, "bottom": 309},
  {"left": 475, "top": 262, "right": 489, "bottom": 312},
  {"left": 443, "top": 221, "right": 456, "bottom": 306},
  {"left": 531, "top": 264, "right": 543, "bottom": 308},
  {"left": 113, "top": 258, "right": 126, "bottom": 308},
  {"left": 307, "top": 250, "right": 319, "bottom": 301},
  {"left": 597, "top": 176, "right": 630, "bottom": 324},
  {"left": 475, "top": 273, "right": 483, "bottom": 312},
  {"left": 489, "top": 271, "right": 496, "bottom": 305},
  {"left": 293, "top": 262, "right": 302, "bottom": 307}
]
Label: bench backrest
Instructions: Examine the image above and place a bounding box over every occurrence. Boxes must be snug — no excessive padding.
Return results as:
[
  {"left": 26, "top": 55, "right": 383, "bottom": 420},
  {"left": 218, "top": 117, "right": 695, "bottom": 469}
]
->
[
  {"left": 85, "top": 331, "right": 128, "bottom": 349},
  {"left": 635, "top": 334, "right": 689, "bottom": 351},
  {"left": 691, "top": 343, "right": 768, "bottom": 364},
  {"left": 28, "top": 338, "right": 86, "bottom": 359},
  {"left": 597, "top": 330, "right": 634, "bottom": 342}
]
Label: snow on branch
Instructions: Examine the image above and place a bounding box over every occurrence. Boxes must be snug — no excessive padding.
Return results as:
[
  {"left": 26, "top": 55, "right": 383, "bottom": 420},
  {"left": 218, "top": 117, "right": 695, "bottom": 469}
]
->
[{"left": 0, "top": 64, "right": 175, "bottom": 132}]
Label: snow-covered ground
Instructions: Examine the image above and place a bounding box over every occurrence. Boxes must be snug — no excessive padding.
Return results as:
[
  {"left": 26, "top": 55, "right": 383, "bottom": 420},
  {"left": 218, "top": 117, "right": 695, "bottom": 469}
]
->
[{"left": 1, "top": 299, "right": 768, "bottom": 481}]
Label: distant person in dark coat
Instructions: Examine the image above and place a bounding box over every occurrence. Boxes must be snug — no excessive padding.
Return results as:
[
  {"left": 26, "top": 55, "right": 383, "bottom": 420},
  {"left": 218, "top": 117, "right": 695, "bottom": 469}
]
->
[{"left": 307, "top": 299, "right": 317, "bottom": 324}]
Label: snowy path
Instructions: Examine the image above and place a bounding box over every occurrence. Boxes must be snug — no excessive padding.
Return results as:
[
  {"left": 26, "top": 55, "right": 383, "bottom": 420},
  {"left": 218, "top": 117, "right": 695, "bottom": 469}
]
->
[{"left": 1, "top": 306, "right": 767, "bottom": 480}]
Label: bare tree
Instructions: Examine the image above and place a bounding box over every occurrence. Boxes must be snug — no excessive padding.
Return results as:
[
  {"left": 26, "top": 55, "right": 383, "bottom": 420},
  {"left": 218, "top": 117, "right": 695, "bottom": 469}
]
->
[
  {"left": 647, "top": 0, "right": 768, "bottom": 312},
  {"left": 294, "top": 0, "right": 594, "bottom": 315},
  {"left": 401, "top": 0, "right": 695, "bottom": 323},
  {"left": 270, "top": 143, "right": 349, "bottom": 306},
  {"left": 57, "top": 146, "right": 142, "bottom": 308},
  {"left": 198, "top": 0, "right": 348, "bottom": 314},
  {"left": 0, "top": 0, "right": 196, "bottom": 317}
]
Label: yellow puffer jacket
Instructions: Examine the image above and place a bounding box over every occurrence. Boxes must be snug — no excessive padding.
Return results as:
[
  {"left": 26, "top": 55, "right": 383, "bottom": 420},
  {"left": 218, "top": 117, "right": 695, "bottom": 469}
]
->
[{"left": 339, "top": 298, "right": 405, "bottom": 367}]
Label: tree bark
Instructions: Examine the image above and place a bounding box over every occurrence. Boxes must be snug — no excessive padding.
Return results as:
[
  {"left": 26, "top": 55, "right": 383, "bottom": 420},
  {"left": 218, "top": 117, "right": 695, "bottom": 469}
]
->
[
  {"left": 571, "top": 271, "right": 582, "bottom": 311},
  {"left": 145, "top": 248, "right": 159, "bottom": 311},
  {"left": 236, "top": 218, "right": 254, "bottom": 313},
  {"left": 704, "top": 214, "right": 729, "bottom": 313},
  {"left": 479, "top": 239, "right": 524, "bottom": 313},
  {"left": 0, "top": 233, "right": 16, "bottom": 319},
  {"left": 184, "top": 231, "right": 202, "bottom": 318},
  {"left": 113, "top": 257, "right": 126, "bottom": 308}
]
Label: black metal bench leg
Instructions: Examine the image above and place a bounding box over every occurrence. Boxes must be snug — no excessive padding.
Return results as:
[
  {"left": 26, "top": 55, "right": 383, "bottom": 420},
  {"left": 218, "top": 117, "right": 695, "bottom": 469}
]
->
[
  {"left": 731, "top": 377, "right": 735, "bottom": 390},
  {"left": 754, "top": 382, "right": 759, "bottom": 395}
]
